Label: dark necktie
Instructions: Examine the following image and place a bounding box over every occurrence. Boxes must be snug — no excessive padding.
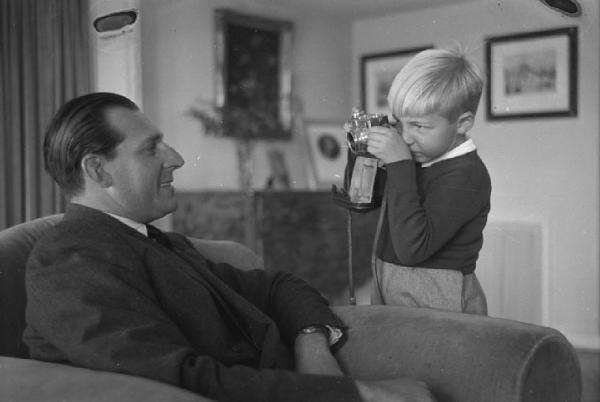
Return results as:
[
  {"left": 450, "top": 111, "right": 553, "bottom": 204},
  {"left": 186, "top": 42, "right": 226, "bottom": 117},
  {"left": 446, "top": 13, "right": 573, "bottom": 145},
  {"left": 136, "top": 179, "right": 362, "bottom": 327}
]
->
[{"left": 146, "top": 224, "right": 173, "bottom": 250}]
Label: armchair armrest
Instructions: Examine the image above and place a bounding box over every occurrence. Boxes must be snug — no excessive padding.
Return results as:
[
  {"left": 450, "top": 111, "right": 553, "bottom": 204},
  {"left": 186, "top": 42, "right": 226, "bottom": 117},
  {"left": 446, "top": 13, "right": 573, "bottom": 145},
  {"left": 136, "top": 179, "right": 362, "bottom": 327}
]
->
[
  {"left": 333, "top": 305, "right": 582, "bottom": 402},
  {"left": 0, "top": 356, "right": 213, "bottom": 402}
]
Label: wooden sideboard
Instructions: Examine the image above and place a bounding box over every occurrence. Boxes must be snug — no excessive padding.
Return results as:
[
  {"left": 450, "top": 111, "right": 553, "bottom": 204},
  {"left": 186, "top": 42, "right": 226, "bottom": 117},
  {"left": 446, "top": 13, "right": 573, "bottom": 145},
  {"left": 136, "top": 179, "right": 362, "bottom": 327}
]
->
[{"left": 172, "top": 191, "right": 379, "bottom": 305}]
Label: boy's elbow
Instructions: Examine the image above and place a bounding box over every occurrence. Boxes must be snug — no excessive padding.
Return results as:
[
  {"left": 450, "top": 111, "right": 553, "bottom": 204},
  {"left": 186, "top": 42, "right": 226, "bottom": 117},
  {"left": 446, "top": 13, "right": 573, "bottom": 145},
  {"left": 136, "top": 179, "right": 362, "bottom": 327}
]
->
[
  {"left": 394, "top": 247, "right": 429, "bottom": 266},
  {"left": 393, "top": 233, "right": 442, "bottom": 264}
]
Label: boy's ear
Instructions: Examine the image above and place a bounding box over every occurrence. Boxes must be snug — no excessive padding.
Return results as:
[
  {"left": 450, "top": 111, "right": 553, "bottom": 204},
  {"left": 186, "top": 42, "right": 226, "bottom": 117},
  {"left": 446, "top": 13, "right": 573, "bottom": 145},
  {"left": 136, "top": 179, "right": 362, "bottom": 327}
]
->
[
  {"left": 456, "top": 111, "right": 475, "bottom": 134},
  {"left": 81, "top": 154, "right": 112, "bottom": 187}
]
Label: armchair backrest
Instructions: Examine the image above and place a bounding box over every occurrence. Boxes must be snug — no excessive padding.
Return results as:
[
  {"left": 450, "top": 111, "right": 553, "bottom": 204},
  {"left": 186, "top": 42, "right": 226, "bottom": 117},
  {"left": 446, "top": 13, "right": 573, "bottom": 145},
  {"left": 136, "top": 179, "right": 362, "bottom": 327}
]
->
[
  {"left": 0, "top": 214, "right": 263, "bottom": 359},
  {"left": 0, "top": 215, "right": 63, "bottom": 358}
]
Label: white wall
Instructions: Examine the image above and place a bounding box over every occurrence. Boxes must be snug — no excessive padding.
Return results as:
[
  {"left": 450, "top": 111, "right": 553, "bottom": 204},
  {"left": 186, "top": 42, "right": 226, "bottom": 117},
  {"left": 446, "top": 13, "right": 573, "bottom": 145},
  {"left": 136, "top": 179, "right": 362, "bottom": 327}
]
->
[
  {"left": 140, "top": 0, "right": 352, "bottom": 191},
  {"left": 89, "top": 0, "right": 143, "bottom": 107},
  {"left": 353, "top": 0, "right": 599, "bottom": 348}
]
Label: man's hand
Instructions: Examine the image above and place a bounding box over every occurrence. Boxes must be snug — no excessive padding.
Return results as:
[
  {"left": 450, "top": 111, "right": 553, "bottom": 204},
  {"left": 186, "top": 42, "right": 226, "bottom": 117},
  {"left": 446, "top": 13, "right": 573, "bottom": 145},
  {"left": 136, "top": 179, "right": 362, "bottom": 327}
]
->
[
  {"left": 367, "top": 126, "right": 412, "bottom": 164},
  {"left": 355, "top": 378, "right": 437, "bottom": 402},
  {"left": 294, "top": 332, "right": 344, "bottom": 376}
]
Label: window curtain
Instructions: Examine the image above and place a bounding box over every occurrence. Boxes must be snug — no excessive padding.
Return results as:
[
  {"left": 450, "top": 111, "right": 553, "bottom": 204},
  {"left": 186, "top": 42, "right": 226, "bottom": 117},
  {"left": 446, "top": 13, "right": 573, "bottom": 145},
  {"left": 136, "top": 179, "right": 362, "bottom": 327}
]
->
[{"left": 0, "top": 0, "right": 91, "bottom": 229}]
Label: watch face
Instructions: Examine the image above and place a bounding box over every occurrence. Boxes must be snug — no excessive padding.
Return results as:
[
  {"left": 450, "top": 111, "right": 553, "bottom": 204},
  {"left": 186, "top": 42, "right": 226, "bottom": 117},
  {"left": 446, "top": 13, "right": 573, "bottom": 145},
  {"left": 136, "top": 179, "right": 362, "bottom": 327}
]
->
[{"left": 299, "top": 325, "right": 328, "bottom": 335}]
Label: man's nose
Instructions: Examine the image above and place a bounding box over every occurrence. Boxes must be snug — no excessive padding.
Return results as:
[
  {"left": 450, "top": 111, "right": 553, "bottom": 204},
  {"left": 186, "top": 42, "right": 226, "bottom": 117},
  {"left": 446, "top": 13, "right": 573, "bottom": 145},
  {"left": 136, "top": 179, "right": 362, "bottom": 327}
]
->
[{"left": 165, "top": 144, "right": 185, "bottom": 168}]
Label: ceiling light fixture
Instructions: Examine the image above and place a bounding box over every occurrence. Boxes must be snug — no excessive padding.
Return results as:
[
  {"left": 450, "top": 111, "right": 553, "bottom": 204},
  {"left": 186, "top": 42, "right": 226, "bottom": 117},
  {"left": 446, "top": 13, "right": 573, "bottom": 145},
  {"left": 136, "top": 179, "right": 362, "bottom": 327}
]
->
[{"left": 539, "top": 0, "right": 581, "bottom": 17}]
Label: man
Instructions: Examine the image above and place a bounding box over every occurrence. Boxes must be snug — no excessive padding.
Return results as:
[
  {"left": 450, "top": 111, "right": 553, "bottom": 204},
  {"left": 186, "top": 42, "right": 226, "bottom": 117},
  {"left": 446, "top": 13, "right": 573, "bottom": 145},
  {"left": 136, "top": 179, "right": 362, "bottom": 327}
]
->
[{"left": 24, "top": 92, "right": 434, "bottom": 402}]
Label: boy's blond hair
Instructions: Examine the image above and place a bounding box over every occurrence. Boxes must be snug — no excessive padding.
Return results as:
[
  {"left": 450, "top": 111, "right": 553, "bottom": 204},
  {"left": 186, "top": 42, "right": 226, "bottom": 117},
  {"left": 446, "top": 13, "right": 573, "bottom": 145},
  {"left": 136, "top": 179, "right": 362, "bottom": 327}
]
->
[{"left": 387, "top": 47, "right": 484, "bottom": 121}]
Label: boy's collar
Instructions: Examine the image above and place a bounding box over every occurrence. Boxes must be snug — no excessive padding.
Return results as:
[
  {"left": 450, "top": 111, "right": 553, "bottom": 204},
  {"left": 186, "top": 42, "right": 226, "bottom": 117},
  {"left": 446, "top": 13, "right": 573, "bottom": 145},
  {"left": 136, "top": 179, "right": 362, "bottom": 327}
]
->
[{"left": 421, "top": 137, "right": 476, "bottom": 167}]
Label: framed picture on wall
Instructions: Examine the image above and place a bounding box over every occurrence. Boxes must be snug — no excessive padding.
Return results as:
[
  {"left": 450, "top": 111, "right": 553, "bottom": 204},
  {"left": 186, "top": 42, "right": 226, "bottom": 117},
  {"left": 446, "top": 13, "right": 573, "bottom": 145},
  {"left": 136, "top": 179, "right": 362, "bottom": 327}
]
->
[
  {"left": 485, "top": 26, "right": 578, "bottom": 120},
  {"left": 360, "top": 46, "right": 432, "bottom": 119},
  {"left": 306, "top": 122, "right": 347, "bottom": 188},
  {"left": 214, "top": 9, "right": 293, "bottom": 139}
]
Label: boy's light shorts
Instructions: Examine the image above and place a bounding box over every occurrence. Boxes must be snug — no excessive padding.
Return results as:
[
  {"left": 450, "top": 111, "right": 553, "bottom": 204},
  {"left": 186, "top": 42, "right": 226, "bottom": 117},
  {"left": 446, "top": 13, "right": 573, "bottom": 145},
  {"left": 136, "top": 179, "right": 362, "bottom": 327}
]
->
[{"left": 371, "top": 258, "right": 487, "bottom": 315}]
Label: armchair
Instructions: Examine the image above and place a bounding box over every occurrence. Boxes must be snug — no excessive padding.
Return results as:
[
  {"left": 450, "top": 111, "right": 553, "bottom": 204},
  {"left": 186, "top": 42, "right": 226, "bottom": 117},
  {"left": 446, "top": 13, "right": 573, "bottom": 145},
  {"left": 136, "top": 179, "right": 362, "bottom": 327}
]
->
[{"left": 0, "top": 215, "right": 582, "bottom": 401}]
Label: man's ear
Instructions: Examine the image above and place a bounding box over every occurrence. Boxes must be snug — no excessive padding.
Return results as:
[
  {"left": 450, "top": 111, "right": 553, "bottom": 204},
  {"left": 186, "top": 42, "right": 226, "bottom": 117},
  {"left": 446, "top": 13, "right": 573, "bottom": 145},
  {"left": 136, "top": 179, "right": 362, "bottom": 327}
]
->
[
  {"left": 456, "top": 111, "right": 474, "bottom": 135},
  {"left": 81, "top": 154, "right": 112, "bottom": 187}
]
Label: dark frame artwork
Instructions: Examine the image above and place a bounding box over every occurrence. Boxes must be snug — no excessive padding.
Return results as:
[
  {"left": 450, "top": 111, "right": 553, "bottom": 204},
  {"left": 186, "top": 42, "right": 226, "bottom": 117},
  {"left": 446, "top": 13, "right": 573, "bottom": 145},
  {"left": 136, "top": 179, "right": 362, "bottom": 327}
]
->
[
  {"left": 214, "top": 9, "right": 293, "bottom": 139},
  {"left": 360, "top": 46, "right": 432, "bottom": 117},
  {"left": 485, "top": 26, "right": 578, "bottom": 120}
]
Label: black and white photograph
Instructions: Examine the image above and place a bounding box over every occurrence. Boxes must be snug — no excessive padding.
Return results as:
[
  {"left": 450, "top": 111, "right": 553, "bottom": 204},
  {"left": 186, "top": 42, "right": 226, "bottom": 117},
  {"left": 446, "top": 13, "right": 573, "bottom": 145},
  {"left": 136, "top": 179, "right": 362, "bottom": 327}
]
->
[
  {"left": 1, "top": 0, "right": 596, "bottom": 401},
  {"left": 305, "top": 122, "right": 347, "bottom": 188}
]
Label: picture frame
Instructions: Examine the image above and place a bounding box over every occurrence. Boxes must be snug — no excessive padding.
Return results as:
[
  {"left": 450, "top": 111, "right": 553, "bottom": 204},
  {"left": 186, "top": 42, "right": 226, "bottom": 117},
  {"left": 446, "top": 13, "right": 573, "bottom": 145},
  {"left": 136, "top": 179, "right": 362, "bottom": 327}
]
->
[
  {"left": 214, "top": 9, "right": 293, "bottom": 139},
  {"left": 485, "top": 26, "right": 578, "bottom": 120},
  {"left": 360, "top": 46, "right": 432, "bottom": 119},
  {"left": 305, "top": 122, "right": 347, "bottom": 188}
]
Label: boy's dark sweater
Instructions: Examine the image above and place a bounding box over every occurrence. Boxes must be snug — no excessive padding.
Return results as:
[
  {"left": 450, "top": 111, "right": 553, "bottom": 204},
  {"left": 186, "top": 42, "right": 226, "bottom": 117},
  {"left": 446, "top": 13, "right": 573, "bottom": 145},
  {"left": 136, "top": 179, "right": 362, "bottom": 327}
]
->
[{"left": 376, "top": 151, "right": 491, "bottom": 275}]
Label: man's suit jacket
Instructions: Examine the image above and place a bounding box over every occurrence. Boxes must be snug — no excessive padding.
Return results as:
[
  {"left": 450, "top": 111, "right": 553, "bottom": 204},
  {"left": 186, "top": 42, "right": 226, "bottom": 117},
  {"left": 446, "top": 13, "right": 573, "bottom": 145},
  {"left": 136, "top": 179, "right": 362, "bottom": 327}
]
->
[{"left": 24, "top": 204, "right": 360, "bottom": 402}]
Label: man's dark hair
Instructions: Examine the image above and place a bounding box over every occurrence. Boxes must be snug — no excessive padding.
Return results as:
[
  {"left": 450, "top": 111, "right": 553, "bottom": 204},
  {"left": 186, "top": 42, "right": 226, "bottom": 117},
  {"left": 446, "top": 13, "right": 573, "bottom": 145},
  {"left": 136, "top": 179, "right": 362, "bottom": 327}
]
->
[{"left": 43, "top": 92, "right": 139, "bottom": 198}]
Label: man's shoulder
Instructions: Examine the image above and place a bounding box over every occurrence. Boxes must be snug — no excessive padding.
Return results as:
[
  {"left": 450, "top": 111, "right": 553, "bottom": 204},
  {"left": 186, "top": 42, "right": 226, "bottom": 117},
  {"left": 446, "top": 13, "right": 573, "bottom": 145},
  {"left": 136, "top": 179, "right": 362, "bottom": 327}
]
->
[{"left": 32, "top": 208, "right": 139, "bottom": 257}]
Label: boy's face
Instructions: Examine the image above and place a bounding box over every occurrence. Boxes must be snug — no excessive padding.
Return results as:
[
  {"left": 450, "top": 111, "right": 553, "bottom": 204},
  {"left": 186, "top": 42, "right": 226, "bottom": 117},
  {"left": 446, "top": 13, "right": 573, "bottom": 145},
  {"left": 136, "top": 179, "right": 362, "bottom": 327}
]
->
[{"left": 395, "top": 112, "right": 470, "bottom": 163}]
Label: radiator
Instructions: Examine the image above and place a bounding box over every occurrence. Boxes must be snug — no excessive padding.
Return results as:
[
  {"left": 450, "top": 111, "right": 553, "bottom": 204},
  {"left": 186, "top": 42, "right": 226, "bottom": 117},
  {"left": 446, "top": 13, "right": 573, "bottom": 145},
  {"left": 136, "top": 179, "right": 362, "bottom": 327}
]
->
[{"left": 477, "top": 221, "right": 544, "bottom": 325}]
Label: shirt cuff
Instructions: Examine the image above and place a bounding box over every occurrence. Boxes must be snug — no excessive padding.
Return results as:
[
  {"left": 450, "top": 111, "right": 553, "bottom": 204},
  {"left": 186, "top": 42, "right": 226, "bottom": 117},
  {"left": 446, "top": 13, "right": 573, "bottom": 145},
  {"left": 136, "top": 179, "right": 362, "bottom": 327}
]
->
[{"left": 325, "top": 325, "right": 343, "bottom": 346}]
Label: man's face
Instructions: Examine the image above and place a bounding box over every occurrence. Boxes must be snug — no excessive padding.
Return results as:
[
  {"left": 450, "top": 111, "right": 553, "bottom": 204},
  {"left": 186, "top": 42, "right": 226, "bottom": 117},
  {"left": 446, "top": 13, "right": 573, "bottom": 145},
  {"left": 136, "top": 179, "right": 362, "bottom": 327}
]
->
[
  {"left": 397, "top": 113, "right": 463, "bottom": 163},
  {"left": 101, "top": 107, "right": 185, "bottom": 223}
]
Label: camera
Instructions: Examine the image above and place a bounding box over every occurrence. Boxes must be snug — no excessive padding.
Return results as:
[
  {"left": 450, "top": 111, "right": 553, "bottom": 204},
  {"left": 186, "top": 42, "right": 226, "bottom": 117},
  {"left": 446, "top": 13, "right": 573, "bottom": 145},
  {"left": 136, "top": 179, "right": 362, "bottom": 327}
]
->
[
  {"left": 344, "top": 108, "right": 389, "bottom": 155},
  {"left": 332, "top": 108, "right": 387, "bottom": 212}
]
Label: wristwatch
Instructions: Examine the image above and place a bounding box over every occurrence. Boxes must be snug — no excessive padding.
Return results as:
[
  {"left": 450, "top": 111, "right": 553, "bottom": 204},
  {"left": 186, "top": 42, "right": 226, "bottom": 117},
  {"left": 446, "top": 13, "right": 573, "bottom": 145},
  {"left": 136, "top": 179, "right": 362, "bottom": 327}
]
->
[
  {"left": 297, "top": 325, "right": 343, "bottom": 346},
  {"left": 297, "top": 325, "right": 330, "bottom": 336}
]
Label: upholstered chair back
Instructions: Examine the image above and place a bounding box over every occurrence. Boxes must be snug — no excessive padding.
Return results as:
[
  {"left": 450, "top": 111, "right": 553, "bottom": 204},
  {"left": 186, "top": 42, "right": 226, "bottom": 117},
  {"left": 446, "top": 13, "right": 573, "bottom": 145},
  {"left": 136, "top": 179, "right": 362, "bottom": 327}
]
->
[{"left": 0, "top": 215, "right": 63, "bottom": 357}]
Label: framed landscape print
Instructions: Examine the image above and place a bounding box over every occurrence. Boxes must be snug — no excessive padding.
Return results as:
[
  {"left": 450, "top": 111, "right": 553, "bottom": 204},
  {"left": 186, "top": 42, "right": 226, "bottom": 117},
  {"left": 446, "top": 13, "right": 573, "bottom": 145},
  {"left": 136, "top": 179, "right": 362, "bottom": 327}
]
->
[
  {"left": 360, "top": 46, "right": 432, "bottom": 119},
  {"left": 485, "top": 26, "right": 578, "bottom": 120}
]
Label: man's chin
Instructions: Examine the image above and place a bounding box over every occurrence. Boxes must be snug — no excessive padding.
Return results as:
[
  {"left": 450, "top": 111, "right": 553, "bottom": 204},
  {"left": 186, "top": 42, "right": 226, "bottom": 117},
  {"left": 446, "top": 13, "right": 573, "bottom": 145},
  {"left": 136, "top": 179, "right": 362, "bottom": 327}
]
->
[
  {"left": 161, "top": 199, "right": 178, "bottom": 214},
  {"left": 147, "top": 198, "right": 178, "bottom": 221}
]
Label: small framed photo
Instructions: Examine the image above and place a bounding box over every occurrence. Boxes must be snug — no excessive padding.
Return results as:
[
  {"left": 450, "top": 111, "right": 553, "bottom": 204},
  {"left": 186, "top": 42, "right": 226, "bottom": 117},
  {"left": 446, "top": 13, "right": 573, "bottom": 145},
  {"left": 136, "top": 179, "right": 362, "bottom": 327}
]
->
[
  {"left": 485, "top": 26, "right": 578, "bottom": 120},
  {"left": 306, "top": 122, "right": 347, "bottom": 188},
  {"left": 361, "top": 46, "right": 432, "bottom": 119}
]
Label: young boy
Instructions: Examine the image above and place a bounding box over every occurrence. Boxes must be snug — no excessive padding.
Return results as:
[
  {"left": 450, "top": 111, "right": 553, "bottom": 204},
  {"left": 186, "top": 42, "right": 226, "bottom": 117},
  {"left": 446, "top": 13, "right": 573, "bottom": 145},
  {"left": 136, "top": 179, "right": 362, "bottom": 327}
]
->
[{"left": 366, "top": 47, "right": 491, "bottom": 315}]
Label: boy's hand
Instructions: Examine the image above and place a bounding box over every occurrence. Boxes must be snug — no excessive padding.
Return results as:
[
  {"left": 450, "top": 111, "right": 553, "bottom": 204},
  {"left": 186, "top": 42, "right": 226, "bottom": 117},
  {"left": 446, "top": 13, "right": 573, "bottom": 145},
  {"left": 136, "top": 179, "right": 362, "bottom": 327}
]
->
[{"left": 367, "top": 126, "right": 412, "bottom": 164}]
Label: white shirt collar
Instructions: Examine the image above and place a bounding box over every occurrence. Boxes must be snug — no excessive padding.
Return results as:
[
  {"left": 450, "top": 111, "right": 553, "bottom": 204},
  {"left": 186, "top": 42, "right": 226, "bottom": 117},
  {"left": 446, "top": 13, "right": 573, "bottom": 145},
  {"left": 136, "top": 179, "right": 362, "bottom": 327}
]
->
[
  {"left": 421, "top": 137, "right": 477, "bottom": 168},
  {"left": 106, "top": 213, "right": 148, "bottom": 236}
]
